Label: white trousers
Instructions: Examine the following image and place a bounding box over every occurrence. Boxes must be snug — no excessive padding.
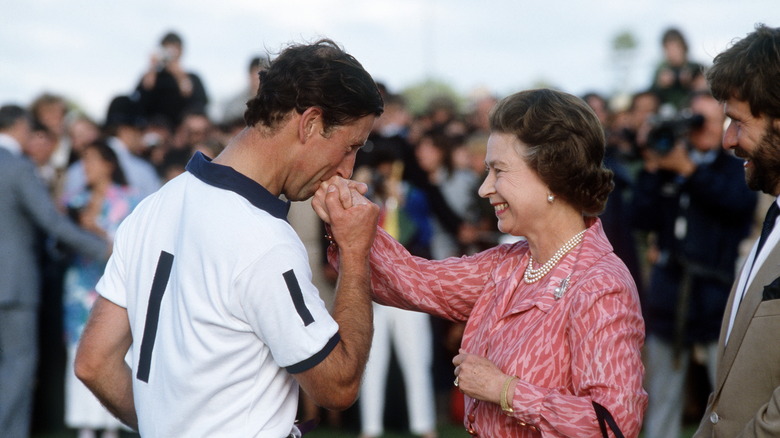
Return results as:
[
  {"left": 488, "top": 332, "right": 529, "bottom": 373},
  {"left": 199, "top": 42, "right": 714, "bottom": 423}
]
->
[
  {"left": 360, "top": 304, "right": 436, "bottom": 436},
  {"left": 642, "top": 334, "right": 717, "bottom": 438}
]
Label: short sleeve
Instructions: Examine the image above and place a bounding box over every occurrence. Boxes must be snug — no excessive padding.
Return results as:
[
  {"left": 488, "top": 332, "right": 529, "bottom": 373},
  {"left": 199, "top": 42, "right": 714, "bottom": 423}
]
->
[
  {"left": 95, "top": 228, "right": 128, "bottom": 308},
  {"left": 234, "top": 242, "right": 339, "bottom": 373}
]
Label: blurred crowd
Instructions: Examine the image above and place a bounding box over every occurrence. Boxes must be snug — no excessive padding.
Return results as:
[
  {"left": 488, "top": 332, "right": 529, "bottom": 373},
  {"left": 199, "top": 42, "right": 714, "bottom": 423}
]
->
[{"left": 3, "top": 27, "right": 767, "bottom": 438}]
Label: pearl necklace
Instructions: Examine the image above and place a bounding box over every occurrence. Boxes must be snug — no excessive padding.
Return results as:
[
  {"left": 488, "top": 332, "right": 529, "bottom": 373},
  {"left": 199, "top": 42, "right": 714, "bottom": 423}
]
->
[{"left": 523, "top": 229, "right": 586, "bottom": 284}]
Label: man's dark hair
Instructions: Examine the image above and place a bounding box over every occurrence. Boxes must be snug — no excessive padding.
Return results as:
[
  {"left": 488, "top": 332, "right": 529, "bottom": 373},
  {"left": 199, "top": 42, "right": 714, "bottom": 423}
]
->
[
  {"left": 104, "top": 95, "right": 147, "bottom": 134},
  {"left": 244, "top": 39, "right": 384, "bottom": 131},
  {"left": 161, "top": 31, "right": 183, "bottom": 47},
  {"left": 0, "top": 105, "right": 30, "bottom": 131},
  {"left": 249, "top": 55, "right": 270, "bottom": 73},
  {"left": 662, "top": 27, "right": 689, "bottom": 54},
  {"left": 707, "top": 23, "right": 780, "bottom": 119}
]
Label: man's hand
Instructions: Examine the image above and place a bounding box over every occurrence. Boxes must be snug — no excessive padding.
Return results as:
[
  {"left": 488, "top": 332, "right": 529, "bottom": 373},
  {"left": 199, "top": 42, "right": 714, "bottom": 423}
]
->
[
  {"left": 656, "top": 142, "right": 696, "bottom": 177},
  {"left": 318, "top": 178, "right": 378, "bottom": 256},
  {"left": 296, "top": 175, "right": 378, "bottom": 410},
  {"left": 312, "top": 176, "right": 370, "bottom": 223}
]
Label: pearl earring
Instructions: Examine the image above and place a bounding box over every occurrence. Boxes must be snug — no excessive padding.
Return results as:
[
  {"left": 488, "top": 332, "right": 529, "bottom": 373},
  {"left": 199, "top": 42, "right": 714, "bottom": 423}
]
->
[{"left": 547, "top": 194, "right": 555, "bottom": 203}]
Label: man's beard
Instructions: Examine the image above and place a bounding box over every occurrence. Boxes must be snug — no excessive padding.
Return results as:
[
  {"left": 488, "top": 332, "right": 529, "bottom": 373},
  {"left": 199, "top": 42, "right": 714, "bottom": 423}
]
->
[{"left": 745, "top": 125, "right": 780, "bottom": 195}]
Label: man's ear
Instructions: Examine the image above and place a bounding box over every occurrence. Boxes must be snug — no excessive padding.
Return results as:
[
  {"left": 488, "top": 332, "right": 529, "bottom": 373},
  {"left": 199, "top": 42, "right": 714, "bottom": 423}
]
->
[
  {"left": 772, "top": 117, "right": 780, "bottom": 133},
  {"left": 299, "top": 107, "right": 323, "bottom": 143}
]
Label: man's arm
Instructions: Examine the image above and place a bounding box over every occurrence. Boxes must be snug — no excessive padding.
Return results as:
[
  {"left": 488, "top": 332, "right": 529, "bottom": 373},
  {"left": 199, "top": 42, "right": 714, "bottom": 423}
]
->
[
  {"left": 294, "top": 183, "right": 378, "bottom": 410},
  {"left": 16, "top": 158, "right": 108, "bottom": 260},
  {"left": 75, "top": 296, "right": 137, "bottom": 430}
]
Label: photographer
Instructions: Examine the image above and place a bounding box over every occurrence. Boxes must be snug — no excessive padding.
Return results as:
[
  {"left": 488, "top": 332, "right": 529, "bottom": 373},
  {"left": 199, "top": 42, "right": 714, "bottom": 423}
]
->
[
  {"left": 631, "top": 90, "right": 757, "bottom": 438},
  {"left": 650, "top": 28, "right": 706, "bottom": 110},
  {"left": 135, "top": 31, "right": 209, "bottom": 129}
]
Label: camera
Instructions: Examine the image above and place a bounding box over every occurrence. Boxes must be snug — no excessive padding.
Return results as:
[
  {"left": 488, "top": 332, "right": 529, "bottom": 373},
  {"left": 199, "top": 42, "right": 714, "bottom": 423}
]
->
[
  {"left": 646, "top": 108, "right": 705, "bottom": 154},
  {"left": 155, "top": 47, "right": 175, "bottom": 71}
]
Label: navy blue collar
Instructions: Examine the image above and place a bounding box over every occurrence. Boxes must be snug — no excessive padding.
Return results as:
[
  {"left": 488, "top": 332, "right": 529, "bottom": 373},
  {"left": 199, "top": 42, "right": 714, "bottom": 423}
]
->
[{"left": 185, "top": 152, "right": 290, "bottom": 221}]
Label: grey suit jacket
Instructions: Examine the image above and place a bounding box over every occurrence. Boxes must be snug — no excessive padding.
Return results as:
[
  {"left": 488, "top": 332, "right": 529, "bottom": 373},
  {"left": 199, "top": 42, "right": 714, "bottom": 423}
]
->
[
  {"left": 695, "top": 243, "right": 780, "bottom": 438},
  {"left": 0, "top": 147, "right": 107, "bottom": 307}
]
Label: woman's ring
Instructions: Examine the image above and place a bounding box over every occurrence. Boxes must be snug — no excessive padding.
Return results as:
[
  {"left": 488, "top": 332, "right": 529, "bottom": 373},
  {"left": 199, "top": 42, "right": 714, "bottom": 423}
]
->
[{"left": 454, "top": 376, "right": 459, "bottom": 387}]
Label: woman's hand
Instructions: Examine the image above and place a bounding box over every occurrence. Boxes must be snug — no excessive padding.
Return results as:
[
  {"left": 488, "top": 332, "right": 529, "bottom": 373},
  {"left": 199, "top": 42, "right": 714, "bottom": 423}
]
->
[
  {"left": 312, "top": 176, "right": 369, "bottom": 223},
  {"left": 78, "top": 198, "right": 107, "bottom": 239},
  {"left": 453, "top": 349, "right": 512, "bottom": 406},
  {"left": 312, "top": 176, "right": 376, "bottom": 256}
]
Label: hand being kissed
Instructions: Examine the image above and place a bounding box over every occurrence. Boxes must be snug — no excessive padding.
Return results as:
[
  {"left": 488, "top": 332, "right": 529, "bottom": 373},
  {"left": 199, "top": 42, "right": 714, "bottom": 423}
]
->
[{"left": 312, "top": 176, "right": 378, "bottom": 254}]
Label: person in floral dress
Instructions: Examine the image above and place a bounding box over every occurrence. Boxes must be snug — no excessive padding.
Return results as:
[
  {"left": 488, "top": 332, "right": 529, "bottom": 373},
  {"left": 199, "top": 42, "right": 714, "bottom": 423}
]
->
[{"left": 62, "top": 140, "right": 140, "bottom": 438}]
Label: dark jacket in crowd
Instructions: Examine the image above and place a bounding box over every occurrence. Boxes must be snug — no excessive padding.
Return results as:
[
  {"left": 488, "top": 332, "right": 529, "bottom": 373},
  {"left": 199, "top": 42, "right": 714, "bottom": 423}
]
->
[{"left": 631, "top": 148, "right": 757, "bottom": 345}]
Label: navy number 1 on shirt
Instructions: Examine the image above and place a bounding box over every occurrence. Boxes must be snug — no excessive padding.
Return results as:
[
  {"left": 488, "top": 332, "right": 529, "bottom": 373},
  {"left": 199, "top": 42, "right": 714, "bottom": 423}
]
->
[{"left": 136, "top": 251, "right": 174, "bottom": 383}]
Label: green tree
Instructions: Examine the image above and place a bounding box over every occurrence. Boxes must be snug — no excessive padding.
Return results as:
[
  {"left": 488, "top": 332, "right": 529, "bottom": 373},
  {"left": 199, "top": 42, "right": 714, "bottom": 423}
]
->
[
  {"left": 611, "top": 30, "right": 639, "bottom": 96},
  {"left": 400, "top": 78, "right": 464, "bottom": 116}
]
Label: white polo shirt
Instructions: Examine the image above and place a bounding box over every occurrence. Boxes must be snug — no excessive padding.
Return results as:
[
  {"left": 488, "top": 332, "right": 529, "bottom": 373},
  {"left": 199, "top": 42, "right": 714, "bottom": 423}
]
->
[{"left": 96, "top": 152, "right": 339, "bottom": 437}]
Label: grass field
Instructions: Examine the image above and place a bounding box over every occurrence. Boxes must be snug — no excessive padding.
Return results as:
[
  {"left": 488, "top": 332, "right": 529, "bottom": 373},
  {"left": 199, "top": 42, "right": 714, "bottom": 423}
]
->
[
  {"left": 31, "top": 424, "right": 470, "bottom": 438},
  {"left": 32, "top": 423, "right": 700, "bottom": 437}
]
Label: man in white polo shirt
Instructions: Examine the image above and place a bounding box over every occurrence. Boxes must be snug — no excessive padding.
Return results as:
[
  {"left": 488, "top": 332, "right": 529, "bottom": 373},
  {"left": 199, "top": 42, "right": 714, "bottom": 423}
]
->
[{"left": 74, "top": 39, "right": 384, "bottom": 437}]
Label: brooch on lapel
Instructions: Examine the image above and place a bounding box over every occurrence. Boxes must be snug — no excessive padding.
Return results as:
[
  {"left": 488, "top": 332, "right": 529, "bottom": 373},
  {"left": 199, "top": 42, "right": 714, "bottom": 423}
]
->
[{"left": 554, "top": 274, "right": 572, "bottom": 300}]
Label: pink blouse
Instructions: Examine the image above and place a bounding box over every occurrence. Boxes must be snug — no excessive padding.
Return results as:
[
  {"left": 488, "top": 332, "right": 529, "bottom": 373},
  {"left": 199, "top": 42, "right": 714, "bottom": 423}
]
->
[{"left": 338, "top": 218, "right": 647, "bottom": 437}]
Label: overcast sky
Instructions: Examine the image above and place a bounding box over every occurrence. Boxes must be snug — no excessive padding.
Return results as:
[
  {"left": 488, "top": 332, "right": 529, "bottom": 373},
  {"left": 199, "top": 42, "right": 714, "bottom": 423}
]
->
[{"left": 2, "top": 0, "right": 776, "bottom": 121}]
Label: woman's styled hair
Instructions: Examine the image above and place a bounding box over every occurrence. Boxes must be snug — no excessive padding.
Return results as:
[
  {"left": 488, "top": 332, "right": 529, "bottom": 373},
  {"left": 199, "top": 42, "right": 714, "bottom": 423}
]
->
[{"left": 489, "top": 88, "right": 614, "bottom": 216}]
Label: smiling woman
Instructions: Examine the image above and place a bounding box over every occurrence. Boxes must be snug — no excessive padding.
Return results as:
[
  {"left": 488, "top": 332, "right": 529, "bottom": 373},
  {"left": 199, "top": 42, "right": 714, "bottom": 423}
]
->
[
  {"left": 317, "top": 88, "right": 647, "bottom": 437},
  {"left": 2, "top": 1, "right": 775, "bottom": 125}
]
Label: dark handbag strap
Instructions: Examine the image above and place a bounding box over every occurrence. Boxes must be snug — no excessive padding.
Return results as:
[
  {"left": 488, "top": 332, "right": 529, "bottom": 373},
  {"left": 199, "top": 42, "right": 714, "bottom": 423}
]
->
[
  {"left": 593, "top": 401, "right": 624, "bottom": 438},
  {"left": 294, "top": 417, "right": 320, "bottom": 436}
]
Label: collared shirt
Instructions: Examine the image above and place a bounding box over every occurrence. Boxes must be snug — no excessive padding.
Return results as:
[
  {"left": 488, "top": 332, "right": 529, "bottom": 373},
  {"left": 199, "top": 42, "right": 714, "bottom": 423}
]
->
[
  {"left": 62, "top": 137, "right": 161, "bottom": 202},
  {"left": 0, "top": 133, "right": 22, "bottom": 156},
  {"left": 97, "top": 152, "right": 337, "bottom": 437},
  {"left": 343, "top": 218, "right": 647, "bottom": 437},
  {"left": 689, "top": 149, "right": 718, "bottom": 166},
  {"left": 726, "top": 196, "right": 780, "bottom": 342}
]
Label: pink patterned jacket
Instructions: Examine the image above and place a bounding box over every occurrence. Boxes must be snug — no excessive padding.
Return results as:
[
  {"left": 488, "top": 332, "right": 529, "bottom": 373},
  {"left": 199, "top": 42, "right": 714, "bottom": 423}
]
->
[{"left": 337, "top": 218, "right": 647, "bottom": 437}]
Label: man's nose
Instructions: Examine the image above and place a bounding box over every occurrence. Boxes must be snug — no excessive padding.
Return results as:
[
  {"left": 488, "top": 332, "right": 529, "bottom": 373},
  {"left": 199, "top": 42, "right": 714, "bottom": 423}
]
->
[
  {"left": 722, "top": 120, "right": 738, "bottom": 150},
  {"left": 337, "top": 155, "right": 356, "bottom": 179}
]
